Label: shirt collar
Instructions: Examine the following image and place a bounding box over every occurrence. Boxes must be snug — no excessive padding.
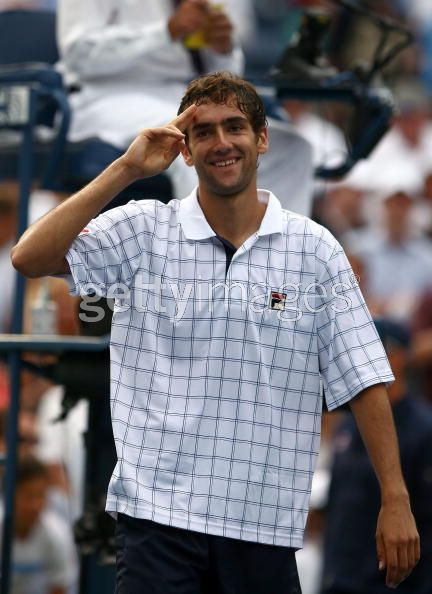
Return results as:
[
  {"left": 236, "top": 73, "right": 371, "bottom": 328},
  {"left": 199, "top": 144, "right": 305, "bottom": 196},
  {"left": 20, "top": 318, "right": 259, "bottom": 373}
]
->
[{"left": 178, "top": 188, "right": 283, "bottom": 240}]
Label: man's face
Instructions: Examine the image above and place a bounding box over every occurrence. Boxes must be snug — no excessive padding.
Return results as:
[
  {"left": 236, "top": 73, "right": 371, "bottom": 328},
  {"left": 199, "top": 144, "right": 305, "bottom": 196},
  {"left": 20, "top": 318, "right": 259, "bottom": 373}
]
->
[{"left": 181, "top": 99, "right": 268, "bottom": 196}]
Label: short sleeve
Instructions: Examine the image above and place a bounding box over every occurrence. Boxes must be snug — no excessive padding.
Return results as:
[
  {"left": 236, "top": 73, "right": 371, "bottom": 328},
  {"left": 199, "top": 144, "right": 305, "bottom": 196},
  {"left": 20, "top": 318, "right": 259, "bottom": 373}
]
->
[
  {"left": 316, "top": 239, "right": 394, "bottom": 411},
  {"left": 65, "top": 201, "right": 147, "bottom": 297}
]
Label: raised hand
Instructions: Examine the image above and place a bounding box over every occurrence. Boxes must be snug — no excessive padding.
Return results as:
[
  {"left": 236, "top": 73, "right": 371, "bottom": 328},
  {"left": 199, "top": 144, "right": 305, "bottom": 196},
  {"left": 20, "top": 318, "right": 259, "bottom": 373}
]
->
[
  {"left": 120, "top": 105, "right": 197, "bottom": 181},
  {"left": 168, "top": 0, "right": 209, "bottom": 41},
  {"left": 204, "top": 6, "right": 233, "bottom": 54}
]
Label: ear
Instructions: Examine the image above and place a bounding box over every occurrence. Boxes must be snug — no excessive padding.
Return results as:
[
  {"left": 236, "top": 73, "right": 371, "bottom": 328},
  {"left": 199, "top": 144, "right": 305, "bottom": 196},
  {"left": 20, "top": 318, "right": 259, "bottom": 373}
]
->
[
  {"left": 257, "top": 127, "right": 269, "bottom": 155},
  {"left": 180, "top": 142, "right": 194, "bottom": 167}
]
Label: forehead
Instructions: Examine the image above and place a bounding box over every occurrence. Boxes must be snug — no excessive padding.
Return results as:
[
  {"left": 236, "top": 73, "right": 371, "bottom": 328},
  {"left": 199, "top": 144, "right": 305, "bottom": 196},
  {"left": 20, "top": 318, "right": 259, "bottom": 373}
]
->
[{"left": 191, "top": 100, "right": 248, "bottom": 126}]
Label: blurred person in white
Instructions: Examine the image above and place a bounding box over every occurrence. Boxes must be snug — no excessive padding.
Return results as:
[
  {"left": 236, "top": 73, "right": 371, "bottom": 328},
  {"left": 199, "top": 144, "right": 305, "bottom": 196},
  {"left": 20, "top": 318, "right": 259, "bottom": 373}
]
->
[
  {"left": 276, "top": 100, "right": 346, "bottom": 171},
  {"left": 57, "top": 0, "right": 314, "bottom": 215},
  {"left": 0, "top": 455, "right": 78, "bottom": 594},
  {"left": 345, "top": 78, "right": 432, "bottom": 198},
  {"left": 357, "top": 190, "right": 432, "bottom": 321}
]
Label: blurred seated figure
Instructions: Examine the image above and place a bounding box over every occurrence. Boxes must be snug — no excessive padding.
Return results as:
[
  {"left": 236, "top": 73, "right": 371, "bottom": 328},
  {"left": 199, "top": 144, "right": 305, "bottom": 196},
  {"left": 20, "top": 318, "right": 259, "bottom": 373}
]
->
[
  {"left": 274, "top": 99, "right": 346, "bottom": 171},
  {"left": 0, "top": 455, "right": 78, "bottom": 594},
  {"left": 321, "top": 318, "right": 432, "bottom": 594},
  {"left": 342, "top": 191, "right": 432, "bottom": 321},
  {"left": 353, "top": 191, "right": 432, "bottom": 320},
  {"left": 345, "top": 79, "right": 432, "bottom": 198}
]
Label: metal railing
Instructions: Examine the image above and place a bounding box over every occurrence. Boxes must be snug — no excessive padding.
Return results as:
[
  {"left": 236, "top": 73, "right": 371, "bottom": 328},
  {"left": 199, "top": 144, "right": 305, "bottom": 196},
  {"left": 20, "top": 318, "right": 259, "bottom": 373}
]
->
[{"left": 0, "top": 335, "right": 109, "bottom": 593}]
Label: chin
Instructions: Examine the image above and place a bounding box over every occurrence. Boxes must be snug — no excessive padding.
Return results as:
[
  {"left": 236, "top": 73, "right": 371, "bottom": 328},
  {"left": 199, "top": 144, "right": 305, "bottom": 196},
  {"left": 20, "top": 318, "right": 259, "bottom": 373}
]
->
[{"left": 209, "top": 176, "right": 252, "bottom": 197}]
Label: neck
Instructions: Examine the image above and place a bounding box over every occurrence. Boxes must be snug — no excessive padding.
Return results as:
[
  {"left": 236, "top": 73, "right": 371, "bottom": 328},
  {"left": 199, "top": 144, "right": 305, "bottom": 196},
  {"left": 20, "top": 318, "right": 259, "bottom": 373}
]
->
[{"left": 197, "top": 184, "right": 267, "bottom": 248}]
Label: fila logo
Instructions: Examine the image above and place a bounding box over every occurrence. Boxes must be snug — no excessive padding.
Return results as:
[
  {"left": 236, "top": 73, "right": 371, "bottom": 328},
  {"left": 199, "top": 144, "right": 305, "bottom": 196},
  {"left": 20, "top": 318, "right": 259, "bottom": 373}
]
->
[{"left": 269, "top": 290, "right": 287, "bottom": 311}]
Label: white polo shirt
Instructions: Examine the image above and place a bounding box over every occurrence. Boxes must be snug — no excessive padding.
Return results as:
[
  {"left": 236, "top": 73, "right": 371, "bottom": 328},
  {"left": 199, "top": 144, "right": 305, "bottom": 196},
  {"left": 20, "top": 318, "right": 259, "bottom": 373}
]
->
[{"left": 66, "top": 189, "right": 394, "bottom": 548}]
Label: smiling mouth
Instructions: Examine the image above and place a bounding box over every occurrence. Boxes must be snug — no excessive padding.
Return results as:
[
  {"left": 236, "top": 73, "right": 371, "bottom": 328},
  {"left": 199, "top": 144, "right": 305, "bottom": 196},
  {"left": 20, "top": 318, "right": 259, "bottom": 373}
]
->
[{"left": 212, "top": 158, "right": 240, "bottom": 168}]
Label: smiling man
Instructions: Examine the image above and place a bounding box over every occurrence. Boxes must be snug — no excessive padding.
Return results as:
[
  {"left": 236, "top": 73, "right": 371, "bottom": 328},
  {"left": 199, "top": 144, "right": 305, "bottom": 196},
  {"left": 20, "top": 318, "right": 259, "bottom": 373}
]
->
[{"left": 11, "top": 72, "right": 419, "bottom": 594}]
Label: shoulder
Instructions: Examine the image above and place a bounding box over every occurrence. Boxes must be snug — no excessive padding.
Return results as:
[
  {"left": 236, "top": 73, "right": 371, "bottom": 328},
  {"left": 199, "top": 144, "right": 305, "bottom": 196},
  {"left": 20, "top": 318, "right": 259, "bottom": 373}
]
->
[
  {"left": 282, "top": 209, "right": 341, "bottom": 262},
  {"left": 83, "top": 198, "right": 181, "bottom": 236},
  {"left": 103, "top": 198, "right": 179, "bottom": 223}
]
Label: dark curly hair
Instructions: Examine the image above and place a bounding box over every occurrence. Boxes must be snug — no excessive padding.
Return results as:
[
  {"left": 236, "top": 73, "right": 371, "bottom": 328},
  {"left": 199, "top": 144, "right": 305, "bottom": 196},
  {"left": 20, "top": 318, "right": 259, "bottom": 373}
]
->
[{"left": 178, "top": 71, "right": 267, "bottom": 134}]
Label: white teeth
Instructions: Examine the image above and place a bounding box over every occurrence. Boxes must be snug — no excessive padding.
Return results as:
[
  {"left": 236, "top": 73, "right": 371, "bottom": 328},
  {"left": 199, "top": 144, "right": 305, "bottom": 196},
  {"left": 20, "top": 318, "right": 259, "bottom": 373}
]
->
[{"left": 215, "top": 159, "right": 237, "bottom": 167}]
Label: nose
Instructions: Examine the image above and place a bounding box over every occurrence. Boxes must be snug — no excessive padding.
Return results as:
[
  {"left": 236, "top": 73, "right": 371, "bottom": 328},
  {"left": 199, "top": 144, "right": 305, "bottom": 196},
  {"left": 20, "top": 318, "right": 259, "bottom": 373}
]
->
[{"left": 213, "top": 127, "right": 232, "bottom": 152}]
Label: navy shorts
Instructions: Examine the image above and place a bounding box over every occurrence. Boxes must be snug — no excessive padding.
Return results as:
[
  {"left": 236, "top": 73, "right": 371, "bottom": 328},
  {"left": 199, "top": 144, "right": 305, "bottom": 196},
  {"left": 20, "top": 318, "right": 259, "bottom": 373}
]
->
[{"left": 115, "top": 514, "right": 302, "bottom": 594}]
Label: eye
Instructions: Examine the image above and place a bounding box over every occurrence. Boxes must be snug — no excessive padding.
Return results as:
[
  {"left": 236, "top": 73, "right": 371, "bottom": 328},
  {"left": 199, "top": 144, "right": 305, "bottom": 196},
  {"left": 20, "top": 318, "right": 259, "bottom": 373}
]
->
[
  {"left": 229, "top": 125, "right": 243, "bottom": 133},
  {"left": 195, "top": 129, "right": 211, "bottom": 139}
]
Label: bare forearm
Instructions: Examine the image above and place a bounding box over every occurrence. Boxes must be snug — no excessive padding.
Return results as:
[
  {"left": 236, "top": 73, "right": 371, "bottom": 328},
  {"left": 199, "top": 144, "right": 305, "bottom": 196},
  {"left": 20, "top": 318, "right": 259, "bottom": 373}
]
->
[
  {"left": 349, "top": 383, "right": 407, "bottom": 501},
  {"left": 349, "top": 383, "right": 420, "bottom": 587},
  {"left": 11, "top": 158, "right": 136, "bottom": 278}
]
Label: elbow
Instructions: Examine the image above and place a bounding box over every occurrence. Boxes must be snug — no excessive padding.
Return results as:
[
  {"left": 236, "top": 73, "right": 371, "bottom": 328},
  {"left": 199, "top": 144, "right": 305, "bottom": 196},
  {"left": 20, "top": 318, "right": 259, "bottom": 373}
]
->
[{"left": 10, "top": 244, "right": 40, "bottom": 278}]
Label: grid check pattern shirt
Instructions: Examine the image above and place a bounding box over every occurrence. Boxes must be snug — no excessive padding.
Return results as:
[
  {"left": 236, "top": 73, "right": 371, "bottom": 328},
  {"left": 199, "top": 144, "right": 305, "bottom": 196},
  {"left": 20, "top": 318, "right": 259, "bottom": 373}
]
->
[{"left": 66, "top": 189, "right": 394, "bottom": 548}]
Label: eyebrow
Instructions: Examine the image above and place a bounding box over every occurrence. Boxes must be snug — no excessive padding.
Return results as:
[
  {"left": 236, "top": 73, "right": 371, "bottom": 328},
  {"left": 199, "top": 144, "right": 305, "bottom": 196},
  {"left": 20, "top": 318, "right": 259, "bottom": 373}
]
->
[{"left": 191, "top": 116, "right": 248, "bottom": 133}]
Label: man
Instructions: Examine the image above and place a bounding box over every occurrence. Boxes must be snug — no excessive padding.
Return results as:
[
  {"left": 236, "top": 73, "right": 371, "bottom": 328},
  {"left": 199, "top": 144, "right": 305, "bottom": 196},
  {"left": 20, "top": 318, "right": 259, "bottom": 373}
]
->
[
  {"left": 12, "top": 72, "right": 419, "bottom": 593},
  {"left": 322, "top": 318, "right": 432, "bottom": 594}
]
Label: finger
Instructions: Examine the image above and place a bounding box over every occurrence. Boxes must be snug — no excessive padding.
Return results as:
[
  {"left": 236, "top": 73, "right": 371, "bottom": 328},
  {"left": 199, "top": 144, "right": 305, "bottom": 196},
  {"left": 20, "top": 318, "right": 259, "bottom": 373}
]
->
[
  {"left": 407, "top": 535, "right": 417, "bottom": 571},
  {"left": 414, "top": 533, "right": 421, "bottom": 565},
  {"left": 385, "top": 544, "right": 399, "bottom": 589},
  {"left": 170, "top": 104, "right": 198, "bottom": 131},
  {"left": 376, "top": 532, "right": 386, "bottom": 572},
  {"left": 145, "top": 127, "right": 185, "bottom": 142},
  {"left": 396, "top": 543, "right": 410, "bottom": 584}
]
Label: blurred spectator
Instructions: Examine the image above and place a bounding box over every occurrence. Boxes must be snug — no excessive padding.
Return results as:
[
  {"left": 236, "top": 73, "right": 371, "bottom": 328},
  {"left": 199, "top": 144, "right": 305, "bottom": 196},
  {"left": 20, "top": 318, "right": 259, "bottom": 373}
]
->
[
  {"left": 345, "top": 79, "right": 432, "bottom": 198},
  {"left": 357, "top": 191, "right": 432, "bottom": 320},
  {"left": 0, "top": 454, "right": 78, "bottom": 594},
  {"left": 321, "top": 318, "right": 432, "bottom": 594},
  {"left": 278, "top": 100, "right": 346, "bottom": 170},
  {"left": 315, "top": 185, "right": 367, "bottom": 241}
]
